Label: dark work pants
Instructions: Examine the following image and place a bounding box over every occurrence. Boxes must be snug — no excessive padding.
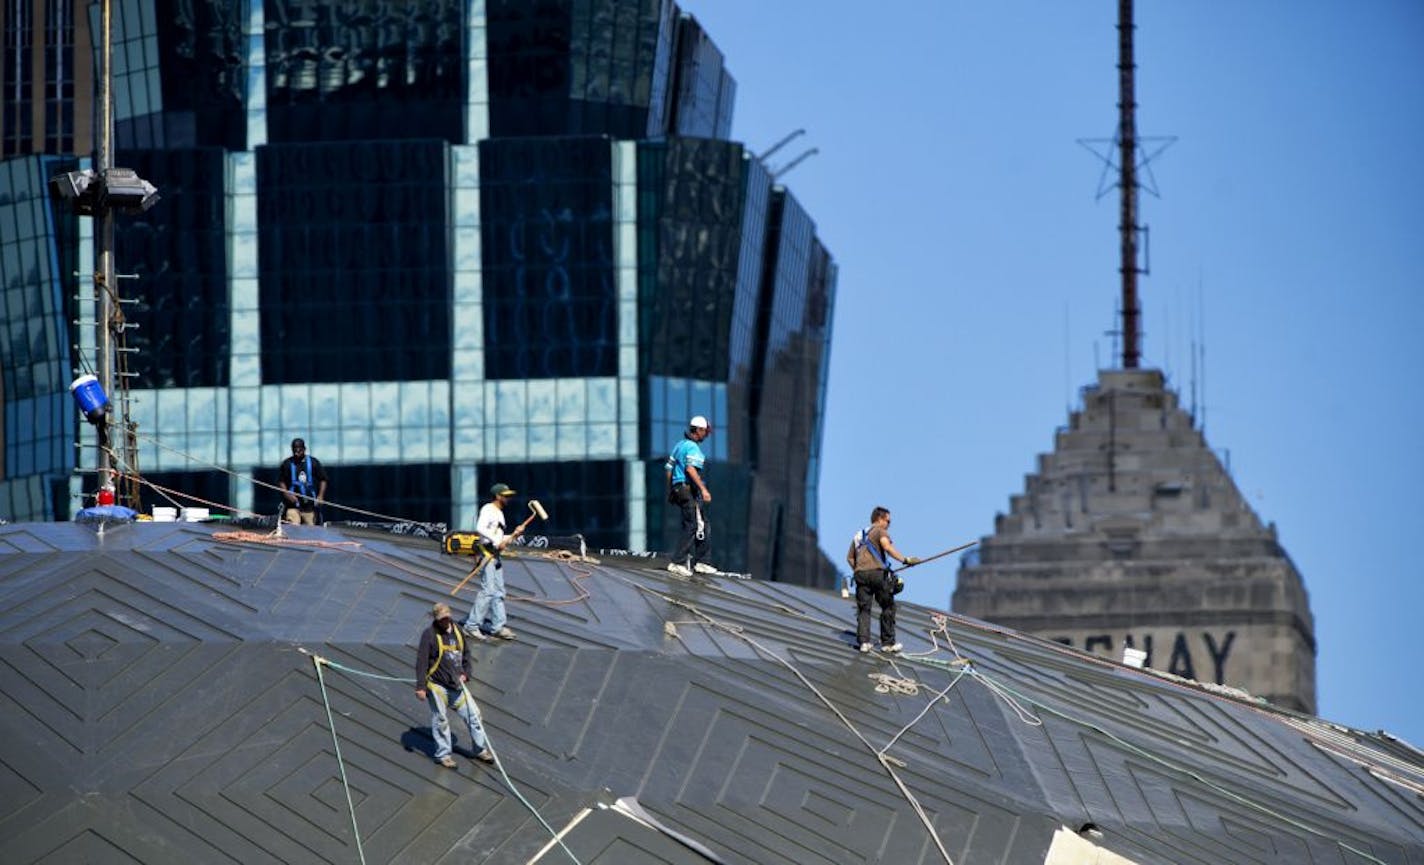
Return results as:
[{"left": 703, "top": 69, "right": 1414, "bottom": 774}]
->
[
  {"left": 671, "top": 486, "right": 709, "bottom": 566},
  {"left": 855, "top": 569, "right": 896, "bottom": 646}
]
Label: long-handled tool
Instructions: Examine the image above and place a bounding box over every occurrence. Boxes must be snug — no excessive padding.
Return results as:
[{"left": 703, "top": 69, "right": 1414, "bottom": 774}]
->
[
  {"left": 892, "top": 540, "right": 978, "bottom": 573},
  {"left": 450, "top": 550, "right": 493, "bottom": 596},
  {"left": 515, "top": 499, "right": 548, "bottom": 534},
  {"left": 450, "top": 500, "right": 550, "bottom": 596}
]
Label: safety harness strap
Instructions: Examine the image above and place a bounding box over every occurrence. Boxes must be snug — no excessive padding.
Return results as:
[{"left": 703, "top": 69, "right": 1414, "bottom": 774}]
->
[
  {"left": 857, "top": 525, "right": 892, "bottom": 570},
  {"left": 425, "top": 627, "right": 464, "bottom": 681},
  {"left": 290, "top": 455, "right": 315, "bottom": 498}
]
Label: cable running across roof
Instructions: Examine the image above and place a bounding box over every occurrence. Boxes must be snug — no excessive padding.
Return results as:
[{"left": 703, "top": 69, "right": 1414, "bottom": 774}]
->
[{"left": 299, "top": 649, "right": 584, "bottom": 865}]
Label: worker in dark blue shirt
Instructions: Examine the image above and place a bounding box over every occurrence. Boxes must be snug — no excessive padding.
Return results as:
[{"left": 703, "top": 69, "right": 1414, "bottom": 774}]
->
[{"left": 278, "top": 438, "right": 327, "bottom": 524}]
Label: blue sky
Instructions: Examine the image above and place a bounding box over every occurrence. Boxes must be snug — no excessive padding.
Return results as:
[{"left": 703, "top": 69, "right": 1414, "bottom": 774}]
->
[{"left": 681, "top": 1, "right": 1424, "bottom": 745}]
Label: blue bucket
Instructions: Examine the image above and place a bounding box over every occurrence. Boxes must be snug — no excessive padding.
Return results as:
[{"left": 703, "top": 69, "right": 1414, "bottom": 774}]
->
[{"left": 70, "top": 374, "right": 109, "bottom": 424}]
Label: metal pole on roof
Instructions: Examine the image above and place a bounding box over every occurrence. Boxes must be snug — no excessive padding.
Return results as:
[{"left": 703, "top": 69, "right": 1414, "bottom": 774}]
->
[
  {"left": 96, "top": 0, "right": 115, "bottom": 489},
  {"left": 758, "top": 128, "right": 805, "bottom": 162}
]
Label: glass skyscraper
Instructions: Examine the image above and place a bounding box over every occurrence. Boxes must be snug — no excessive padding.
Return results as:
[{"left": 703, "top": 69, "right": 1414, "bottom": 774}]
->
[{"left": 1, "top": 0, "right": 837, "bottom": 585}]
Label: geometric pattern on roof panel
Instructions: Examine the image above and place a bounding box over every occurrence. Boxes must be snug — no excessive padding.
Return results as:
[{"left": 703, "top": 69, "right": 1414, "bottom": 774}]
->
[{"left": 0, "top": 521, "right": 1419, "bottom": 864}]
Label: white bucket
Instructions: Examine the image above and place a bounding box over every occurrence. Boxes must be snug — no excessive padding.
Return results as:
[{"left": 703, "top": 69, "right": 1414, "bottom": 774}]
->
[
  {"left": 180, "top": 507, "right": 210, "bottom": 522},
  {"left": 1122, "top": 647, "right": 1147, "bottom": 669},
  {"left": 152, "top": 507, "right": 177, "bottom": 522}
]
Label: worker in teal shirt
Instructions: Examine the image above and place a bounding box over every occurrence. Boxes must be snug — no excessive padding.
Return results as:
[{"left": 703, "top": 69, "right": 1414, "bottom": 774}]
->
[{"left": 665, "top": 416, "right": 715, "bottom": 576}]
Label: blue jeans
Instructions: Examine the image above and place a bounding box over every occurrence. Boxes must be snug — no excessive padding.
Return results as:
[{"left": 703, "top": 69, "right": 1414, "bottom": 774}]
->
[
  {"left": 466, "top": 558, "right": 506, "bottom": 634},
  {"left": 426, "top": 682, "right": 489, "bottom": 759}
]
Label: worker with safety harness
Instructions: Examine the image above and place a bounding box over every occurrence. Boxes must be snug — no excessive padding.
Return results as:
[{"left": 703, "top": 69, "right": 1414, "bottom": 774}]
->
[
  {"left": 846, "top": 507, "right": 920, "bottom": 654},
  {"left": 277, "top": 437, "right": 327, "bottom": 525},
  {"left": 415, "top": 603, "right": 494, "bottom": 769},
  {"left": 665, "top": 415, "right": 718, "bottom": 577}
]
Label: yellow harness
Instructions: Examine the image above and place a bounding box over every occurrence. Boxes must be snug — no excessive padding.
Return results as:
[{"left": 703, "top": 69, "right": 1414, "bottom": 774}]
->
[{"left": 425, "top": 627, "right": 468, "bottom": 708}]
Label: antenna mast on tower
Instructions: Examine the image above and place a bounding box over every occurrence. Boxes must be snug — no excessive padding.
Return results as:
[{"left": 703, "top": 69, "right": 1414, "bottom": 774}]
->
[
  {"left": 1078, "top": 0, "right": 1174, "bottom": 372},
  {"left": 1117, "top": 0, "right": 1141, "bottom": 369}
]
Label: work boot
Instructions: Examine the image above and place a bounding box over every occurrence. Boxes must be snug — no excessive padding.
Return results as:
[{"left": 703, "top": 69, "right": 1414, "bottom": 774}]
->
[
  {"left": 462, "top": 623, "right": 488, "bottom": 641},
  {"left": 492, "top": 626, "right": 516, "bottom": 640},
  {"left": 667, "top": 562, "right": 693, "bottom": 577},
  {"left": 880, "top": 642, "right": 903, "bottom": 654},
  {"left": 841, "top": 587, "right": 851, "bottom": 599},
  {"left": 474, "top": 749, "right": 495, "bottom": 764},
  {"left": 438, "top": 755, "right": 457, "bottom": 768},
  {"left": 693, "top": 562, "right": 719, "bottom": 574},
  {"left": 858, "top": 642, "right": 872, "bottom": 653}
]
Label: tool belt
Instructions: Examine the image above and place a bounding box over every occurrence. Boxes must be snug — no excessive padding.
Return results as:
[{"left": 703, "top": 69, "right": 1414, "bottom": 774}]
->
[
  {"left": 669, "top": 482, "right": 704, "bottom": 506},
  {"left": 855, "top": 568, "right": 903, "bottom": 596}
]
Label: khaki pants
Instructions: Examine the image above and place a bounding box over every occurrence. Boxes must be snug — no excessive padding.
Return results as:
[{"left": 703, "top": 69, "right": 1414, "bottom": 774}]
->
[{"left": 284, "top": 508, "right": 317, "bottom": 525}]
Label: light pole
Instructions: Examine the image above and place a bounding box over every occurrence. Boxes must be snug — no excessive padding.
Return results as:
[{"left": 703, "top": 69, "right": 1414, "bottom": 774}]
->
[
  {"left": 48, "top": 0, "right": 158, "bottom": 508},
  {"left": 96, "top": 0, "right": 115, "bottom": 489}
]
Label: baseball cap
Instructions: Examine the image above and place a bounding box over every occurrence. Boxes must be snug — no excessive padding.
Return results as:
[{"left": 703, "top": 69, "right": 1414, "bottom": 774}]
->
[
  {"left": 432, "top": 602, "right": 453, "bottom": 620},
  {"left": 689, "top": 415, "right": 709, "bottom": 430},
  {"left": 489, "top": 482, "right": 517, "bottom": 498}
]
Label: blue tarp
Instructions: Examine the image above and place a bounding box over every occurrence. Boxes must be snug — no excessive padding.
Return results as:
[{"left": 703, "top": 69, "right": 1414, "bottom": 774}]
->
[{"left": 76, "top": 505, "right": 138, "bottom": 521}]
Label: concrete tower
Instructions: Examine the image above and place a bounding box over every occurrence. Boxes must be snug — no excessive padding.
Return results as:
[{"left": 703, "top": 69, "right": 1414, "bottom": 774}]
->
[
  {"left": 954, "top": 1, "right": 1316, "bottom": 713},
  {"left": 953, "top": 369, "right": 1316, "bottom": 711}
]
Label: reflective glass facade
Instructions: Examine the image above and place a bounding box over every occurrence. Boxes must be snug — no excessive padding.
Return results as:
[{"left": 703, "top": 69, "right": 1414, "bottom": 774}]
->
[
  {"left": 478, "top": 461, "right": 626, "bottom": 548},
  {"left": 250, "top": 461, "right": 452, "bottom": 526},
  {"left": 667, "top": 15, "right": 733, "bottom": 139},
  {"left": 256, "top": 141, "right": 451, "bottom": 384},
  {"left": 480, "top": 137, "right": 617, "bottom": 379},
  {"left": 485, "top": 0, "right": 729, "bottom": 141},
  {"left": 9, "top": 0, "right": 836, "bottom": 586},
  {"left": 145, "top": 0, "right": 248, "bottom": 150},
  {"left": 114, "top": 148, "right": 231, "bottom": 388},
  {"left": 742, "top": 190, "right": 836, "bottom": 579},
  {"left": 263, "top": 0, "right": 465, "bottom": 144},
  {"left": 0, "top": 156, "right": 77, "bottom": 520}
]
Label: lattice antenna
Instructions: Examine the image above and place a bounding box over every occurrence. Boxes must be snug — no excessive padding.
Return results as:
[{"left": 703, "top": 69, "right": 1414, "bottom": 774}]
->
[{"left": 1077, "top": 0, "right": 1176, "bottom": 369}]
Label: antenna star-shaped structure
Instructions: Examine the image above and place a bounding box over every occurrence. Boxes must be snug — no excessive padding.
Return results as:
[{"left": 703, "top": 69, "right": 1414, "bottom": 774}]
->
[{"left": 1077, "top": 133, "right": 1178, "bottom": 201}]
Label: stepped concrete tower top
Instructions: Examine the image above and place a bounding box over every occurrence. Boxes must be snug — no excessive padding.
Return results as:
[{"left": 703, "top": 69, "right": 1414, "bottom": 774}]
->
[{"left": 954, "top": 369, "right": 1316, "bottom": 712}]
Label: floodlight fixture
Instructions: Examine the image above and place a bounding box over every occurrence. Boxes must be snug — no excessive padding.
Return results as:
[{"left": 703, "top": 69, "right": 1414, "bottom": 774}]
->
[
  {"left": 48, "top": 166, "right": 160, "bottom": 216},
  {"left": 99, "top": 167, "right": 161, "bottom": 214},
  {"left": 49, "top": 169, "right": 101, "bottom": 216}
]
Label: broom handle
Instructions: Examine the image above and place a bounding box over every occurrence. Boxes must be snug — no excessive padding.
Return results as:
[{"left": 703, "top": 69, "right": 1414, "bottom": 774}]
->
[
  {"left": 450, "top": 550, "right": 493, "bottom": 595},
  {"left": 892, "top": 540, "right": 978, "bottom": 573}
]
